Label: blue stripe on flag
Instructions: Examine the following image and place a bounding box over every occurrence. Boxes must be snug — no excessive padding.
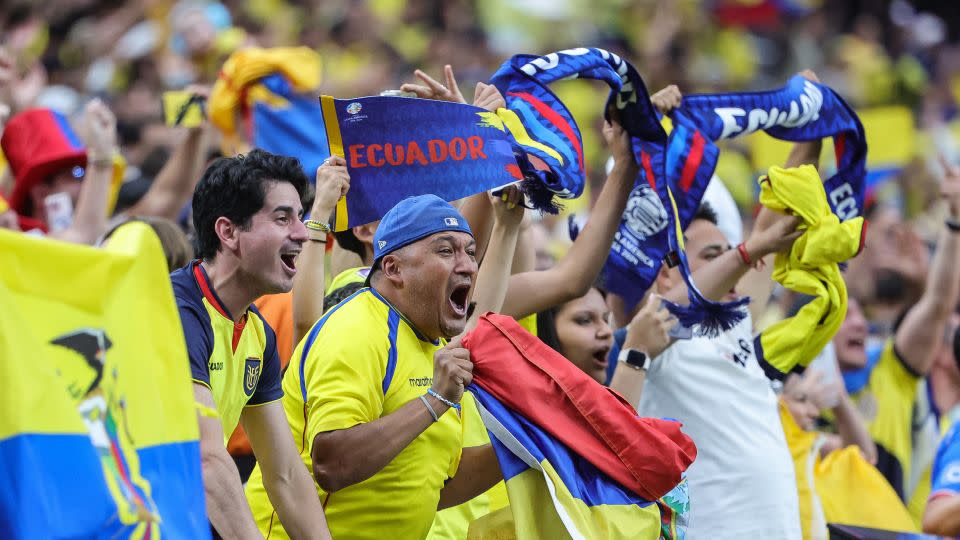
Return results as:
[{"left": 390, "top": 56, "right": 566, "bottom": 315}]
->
[{"left": 470, "top": 385, "right": 653, "bottom": 508}]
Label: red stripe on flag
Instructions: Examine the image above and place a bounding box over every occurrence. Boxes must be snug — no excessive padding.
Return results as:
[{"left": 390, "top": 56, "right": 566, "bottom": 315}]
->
[
  {"left": 507, "top": 91, "right": 585, "bottom": 173},
  {"left": 679, "top": 131, "right": 705, "bottom": 193},
  {"left": 641, "top": 151, "right": 656, "bottom": 190}
]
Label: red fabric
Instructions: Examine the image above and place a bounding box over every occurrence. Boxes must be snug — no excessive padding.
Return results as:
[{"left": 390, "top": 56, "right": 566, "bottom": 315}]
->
[{"left": 463, "top": 313, "right": 697, "bottom": 501}]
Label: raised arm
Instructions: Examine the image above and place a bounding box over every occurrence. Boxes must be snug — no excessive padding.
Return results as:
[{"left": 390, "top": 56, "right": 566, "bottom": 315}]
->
[
  {"left": 241, "top": 401, "right": 332, "bottom": 540},
  {"left": 125, "top": 87, "right": 211, "bottom": 220},
  {"left": 464, "top": 186, "right": 524, "bottom": 331},
  {"left": 501, "top": 116, "right": 638, "bottom": 319},
  {"left": 292, "top": 158, "right": 350, "bottom": 344},
  {"left": 193, "top": 384, "right": 262, "bottom": 539},
  {"left": 894, "top": 157, "right": 960, "bottom": 376},
  {"left": 608, "top": 294, "right": 675, "bottom": 408},
  {"left": 58, "top": 100, "right": 117, "bottom": 245}
]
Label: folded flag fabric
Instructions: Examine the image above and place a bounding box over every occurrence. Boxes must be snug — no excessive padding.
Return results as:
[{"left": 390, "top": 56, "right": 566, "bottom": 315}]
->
[
  {"left": 489, "top": 48, "right": 665, "bottom": 212},
  {"left": 605, "top": 73, "right": 867, "bottom": 331},
  {"left": 209, "top": 46, "right": 325, "bottom": 169},
  {"left": 321, "top": 96, "right": 518, "bottom": 230},
  {"left": 462, "top": 313, "right": 694, "bottom": 539},
  {"left": 753, "top": 165, "right": 865, "bottom": 379},
  {"left": 462, "top": 313, "right": 696, "bottom": 500},
  {"left": 0, "top": 223, "right": 208, "bottom": 539}
]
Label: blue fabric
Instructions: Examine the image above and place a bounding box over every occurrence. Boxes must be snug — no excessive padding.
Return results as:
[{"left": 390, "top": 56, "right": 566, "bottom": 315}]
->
[
  {"left": 490, "top": 48, "right": 665, "bottom": 203},
  {"left": 607, "top": 73, "right": 867, "bottom": 331},
  {"left": 931, "top": 424, "right": 960, "bottom": 496},
  {"left": 605, "top": 327, "right": 627, "bottom": 386},
  {"left": 841, "top": 344, "right": 882, "bottom": 395},
  {"left": 382, "top": 310, "right": 400, "bottom": 394},
  {"left": 469, "top": 384, "right": 653, "bottom": 507},
  {"left": 372, "top": 194, "right": 473, "bottom": 261},
  {"left": 252, "top": 74, "right": 330, "bottom": 181}
]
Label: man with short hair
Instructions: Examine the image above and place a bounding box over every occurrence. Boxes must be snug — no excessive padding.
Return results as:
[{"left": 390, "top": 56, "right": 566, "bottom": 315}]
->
[
  {"left": 171, "top": 149, "right": 331, "bottom": 539},
  {"left": 245, "top": 194, "right": 501, "bottom": 539}
]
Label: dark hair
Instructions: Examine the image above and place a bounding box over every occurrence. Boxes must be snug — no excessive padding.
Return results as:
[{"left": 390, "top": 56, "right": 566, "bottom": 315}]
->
[
  {"left": 324, "top": 282, "right": 365, "bottom": 311},
  {"left": 536, "top": 284, "right": 608, "bottom": 355},
  {"left": 692, "top": 202, "right": 719, "bottom": 226},
  {"left": 334, "top": 228, "right": 367, "bottom": 259},
  {"left": 192, "top": 149, "right": 310, "bottom": 260},
  {"left": 953, "top": 324, "right": 960, "bottom": 373}
]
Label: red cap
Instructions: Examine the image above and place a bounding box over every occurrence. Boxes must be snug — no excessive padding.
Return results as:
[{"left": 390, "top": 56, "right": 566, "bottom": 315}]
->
[{"left": 1, "top": 108, "right": 87, "bottom": 215}]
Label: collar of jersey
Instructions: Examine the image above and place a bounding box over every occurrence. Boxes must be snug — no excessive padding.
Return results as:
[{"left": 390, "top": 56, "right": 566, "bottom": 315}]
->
[
  {"left": 192, "top": 260, "right": 240, "bottom": 321},
  {"left": 368, "top": 287, "right": 441, "bottom": 345}
]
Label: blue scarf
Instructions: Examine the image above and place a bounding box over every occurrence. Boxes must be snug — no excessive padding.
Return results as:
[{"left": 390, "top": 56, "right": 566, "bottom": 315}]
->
[
  {"left": 606, "top": 74, "right": 867, "bottom": 335},
  {"left": 489, "top": 48, "right": 664, "bottom": 212}
]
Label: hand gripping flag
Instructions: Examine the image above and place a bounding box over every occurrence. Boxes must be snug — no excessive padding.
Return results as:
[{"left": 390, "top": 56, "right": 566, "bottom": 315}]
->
[
  {"left": 0, "top": 223, "right": 208, "bottom": 539},
  {"left": 462, "top": 313, "right": 696, "bottom": 539},
  {"left": 606, "top": 73, "right": 867, "bottom": 336},
  {"left": 209, "top": 46, "right": 329, "bottom": 177},
  {"left": 753, "top": 165, "right": 866, "bottom": 379}
]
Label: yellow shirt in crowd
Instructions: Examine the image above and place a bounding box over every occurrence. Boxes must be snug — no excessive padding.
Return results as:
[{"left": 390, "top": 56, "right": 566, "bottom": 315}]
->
[{"left": 245, "top": 288, "right": 465, "bottom": 539}]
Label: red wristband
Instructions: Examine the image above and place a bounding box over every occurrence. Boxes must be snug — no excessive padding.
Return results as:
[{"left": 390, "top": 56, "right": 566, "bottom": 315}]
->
[{"left": 737, "top": 243, "right": 752, "bottom": 266}]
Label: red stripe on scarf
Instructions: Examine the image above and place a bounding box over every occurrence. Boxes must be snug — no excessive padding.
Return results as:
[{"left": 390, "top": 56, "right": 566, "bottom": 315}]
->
[
  {"left": 641, "top": 150, "right": 656, "bottom": 190},
  {"left": 834, "top": 133, "right": 846, "bottom": 168},
  {"left": 507, "top": 91, "right": 584, "bottom": 173},
  {"left": 679, "top": 131, "right": 705, "bottom": 193}
]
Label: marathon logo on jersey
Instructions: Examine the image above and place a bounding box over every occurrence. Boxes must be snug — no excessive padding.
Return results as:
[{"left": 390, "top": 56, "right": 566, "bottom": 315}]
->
[{"left": 244, "top": 357, "right": 262, "bottom": 397}]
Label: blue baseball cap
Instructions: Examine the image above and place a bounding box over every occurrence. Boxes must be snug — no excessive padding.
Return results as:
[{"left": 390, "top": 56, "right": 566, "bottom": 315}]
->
[{"left": 372, "top": 194, "right": 473, "bottom": 263}]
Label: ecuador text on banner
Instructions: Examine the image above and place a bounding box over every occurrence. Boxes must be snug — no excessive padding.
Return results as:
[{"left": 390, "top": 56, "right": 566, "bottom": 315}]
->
[
  {"left": 0, "top": 223, "right": 209, "bottom": 539},
  {"left": 321, "top": 96, "right": 519, "bottom": 231}
]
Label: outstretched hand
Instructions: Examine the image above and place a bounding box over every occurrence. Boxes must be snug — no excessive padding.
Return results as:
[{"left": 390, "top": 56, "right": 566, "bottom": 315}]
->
[{"left": 401, "top": 65, "right": 466, "bottom": 104}]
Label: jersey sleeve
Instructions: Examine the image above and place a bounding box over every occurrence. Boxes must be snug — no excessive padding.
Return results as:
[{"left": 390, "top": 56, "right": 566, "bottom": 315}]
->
[
  {"left": 249, "top": 320, "right": 283, "bottom": 405},
  {"left": 302, "top": 315, "right": 390, "bottom": 440},
  {"left": 931, "top": 426, "right": 960, "bottom": 500},
  {"left": 177, "top": 303, "right": 214, "bottom": 388}
]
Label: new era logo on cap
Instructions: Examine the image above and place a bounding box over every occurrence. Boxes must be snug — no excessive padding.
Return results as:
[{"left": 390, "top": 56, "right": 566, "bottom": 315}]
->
[
  {"left": 444, "top": 217, "right": 459, "bottom": 226},
  {"left": 378, "top": 240, "right": 387, "bottom": 249}
]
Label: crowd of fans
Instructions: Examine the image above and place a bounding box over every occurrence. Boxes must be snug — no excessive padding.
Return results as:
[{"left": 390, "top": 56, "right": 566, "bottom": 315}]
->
[{"left": 5, "top": 0, "right": 960, "bottom": 539}]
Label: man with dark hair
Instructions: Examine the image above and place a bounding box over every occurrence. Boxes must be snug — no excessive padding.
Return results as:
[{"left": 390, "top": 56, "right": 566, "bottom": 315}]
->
[
  {"left": 170, "top": 149, "right": 331, "bottom": 540},
  {"left": 245, "top": 194, "right": 501, "bottom": 539}
]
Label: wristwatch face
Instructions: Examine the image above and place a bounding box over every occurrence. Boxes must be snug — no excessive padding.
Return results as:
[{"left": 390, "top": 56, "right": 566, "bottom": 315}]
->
[{"left": 620, "top": 349, "right": 649, "bottom": 370}]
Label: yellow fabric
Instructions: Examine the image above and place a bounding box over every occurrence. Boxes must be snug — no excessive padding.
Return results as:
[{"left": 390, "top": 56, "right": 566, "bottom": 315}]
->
[
  {"left": 325, "top": 265, "right": 371, "bottom": 295},
  {"left": 816, "top": 447, "right": 917, "bottom": 532},
  {"left": 0, "top": 192, "right": 8, "bottom": 214},
  {"left": 850, "top": 339, "right": 920, "bottom": 495},
  {"left": 780, "top": 401, "right": 824, "bottom": 540},
  {"left": 428, "top": 392, "right": 510, "bottom": 540},
  {"left": 780, "top": 401, "right": 917, "bottom": 537},
  {"left": 246, "top": 289, "right": 464, "bottom": 540},
  {"left": 209, "top": 46, "right": 322, "bottom": 151},
  {"left": 0, "top": 223, "right": 198, "bottom": 533},
  {"left": 757, "top": 164, "right": 864, "bottom": 375},
  {"left": 516, "top": 314, "right": 537, "bottom": 337}
]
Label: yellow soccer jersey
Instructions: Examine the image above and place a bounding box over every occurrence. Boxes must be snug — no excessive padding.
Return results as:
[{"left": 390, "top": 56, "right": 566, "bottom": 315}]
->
[
  {"left": 246, "top": 288, "right": 464, "bottom": 540},
  {"left": 171, "top": 261, "right": 283, "bottom": 442},
  {"left": 849, "top": 339, "right": 921, "bottom": 498}
]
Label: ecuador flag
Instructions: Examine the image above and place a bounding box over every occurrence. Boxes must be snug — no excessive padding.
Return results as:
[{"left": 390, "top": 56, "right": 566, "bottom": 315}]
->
[{"left": 0, "top": 223, "right": 208, "bottom": 538}]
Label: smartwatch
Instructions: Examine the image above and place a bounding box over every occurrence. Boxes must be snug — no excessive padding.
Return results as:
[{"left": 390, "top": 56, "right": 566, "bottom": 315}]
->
[{"left": 618, "top": 349, "right": 650, "bottom": 371}]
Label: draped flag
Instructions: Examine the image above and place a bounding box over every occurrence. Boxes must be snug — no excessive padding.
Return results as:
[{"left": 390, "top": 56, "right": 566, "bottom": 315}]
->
[
  {"left": 321, "top": 96, "right": 518, "bottom": 230},
  {"left": 0, "top": 224, "right": 209, "bottom": 539},
  {"left": 210, "top": 47, "right": 328, "bottom": 177},
  {"left": 462, "top": 313, "right": 696, "bottom": 539},
  {"left": 606, "top": 72, "right": 867, "bottom": 332}
]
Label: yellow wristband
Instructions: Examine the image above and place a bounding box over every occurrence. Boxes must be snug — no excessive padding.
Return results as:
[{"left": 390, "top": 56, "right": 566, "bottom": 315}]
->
[{"left": 304, "top": 219, "right": 331, "bottom": 233}]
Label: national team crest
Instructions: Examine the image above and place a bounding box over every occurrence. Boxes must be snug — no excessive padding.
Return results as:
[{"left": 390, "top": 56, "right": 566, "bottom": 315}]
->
[{"left": 244, "top": 357, "right": 262, "bottom": 397}]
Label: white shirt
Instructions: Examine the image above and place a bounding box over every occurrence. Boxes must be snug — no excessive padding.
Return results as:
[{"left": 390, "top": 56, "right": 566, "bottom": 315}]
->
[{"left": 637, "top": 314, "right": 801, "bottom": 540}]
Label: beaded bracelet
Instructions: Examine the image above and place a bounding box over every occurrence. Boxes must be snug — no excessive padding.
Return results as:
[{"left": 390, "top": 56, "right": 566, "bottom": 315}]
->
[
  {"left": 426, "top": 388, "right": 461, "bottom": 414},
  {"left": 304, "top": 219, "right": 332, "bottom": 233}
]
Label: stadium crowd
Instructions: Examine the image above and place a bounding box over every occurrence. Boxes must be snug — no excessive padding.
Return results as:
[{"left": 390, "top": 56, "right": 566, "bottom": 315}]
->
[{"left": 5, "top": 0, "right": 960, "bottom": 539}]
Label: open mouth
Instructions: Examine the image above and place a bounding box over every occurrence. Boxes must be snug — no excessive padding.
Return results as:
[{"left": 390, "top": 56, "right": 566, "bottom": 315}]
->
[
  {"left": 847, "top": 338, "right": 865, "bottom": 350},
  {"left": 592, "top": 347, "right": 610, "bottom": 369},
  {"left": 448, "top": 284, "right": 471, "bottom": 317},
  {"left": 280, "top": 251, "right": 299, "bottom": 274}
]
